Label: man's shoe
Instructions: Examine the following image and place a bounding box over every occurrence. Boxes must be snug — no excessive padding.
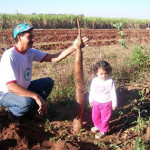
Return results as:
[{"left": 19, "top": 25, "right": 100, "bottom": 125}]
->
[
  {"left": 7, "top": 112, "right": 20, "bottom": 123},
  {"left": 0, "top": 107, "right": 8, "bottom": 117}
]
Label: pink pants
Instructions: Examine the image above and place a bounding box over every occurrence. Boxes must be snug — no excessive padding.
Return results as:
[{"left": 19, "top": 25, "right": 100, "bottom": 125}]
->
[{"left": 92, "top": 101, "right": 112, "bottom": 133}]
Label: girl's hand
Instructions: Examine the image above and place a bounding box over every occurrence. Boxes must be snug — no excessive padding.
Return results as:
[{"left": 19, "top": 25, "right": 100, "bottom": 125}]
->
[
  {"left": 112, "top": 106, "right": 117, "bottom": 110},
  {"left": 90, "top": 102, "right": 93, "bottom": 107}
]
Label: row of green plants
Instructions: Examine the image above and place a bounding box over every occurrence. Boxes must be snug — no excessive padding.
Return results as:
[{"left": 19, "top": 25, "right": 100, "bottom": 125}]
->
[{"left": 0, "top": 13, "right": 150, "bottom": 29}]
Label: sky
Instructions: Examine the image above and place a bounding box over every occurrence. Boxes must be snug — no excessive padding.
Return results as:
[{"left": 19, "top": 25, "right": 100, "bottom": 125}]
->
[{"left": 0, "top": 0, "right": 150, "bottom": 19}]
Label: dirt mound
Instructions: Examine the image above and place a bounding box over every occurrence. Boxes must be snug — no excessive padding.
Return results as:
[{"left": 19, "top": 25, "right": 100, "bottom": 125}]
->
[
  {"left": 0, "top": 123, "right": 28, "bottom": 149},
  {"left": 0, "top": 121, "right": 54, "bottom": 149}
]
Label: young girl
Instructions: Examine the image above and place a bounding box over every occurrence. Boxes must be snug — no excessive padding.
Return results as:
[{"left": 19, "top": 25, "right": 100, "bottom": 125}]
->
[{"left": 89, "top": 60, "right": 117, "bottom": 139}]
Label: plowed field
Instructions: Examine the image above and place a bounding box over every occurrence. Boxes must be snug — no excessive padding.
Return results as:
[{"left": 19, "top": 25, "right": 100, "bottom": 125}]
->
[
  {"left": 0, "top": 29, "right": 150, "bottom": 150},
  {"left": 0, "top": 29, "right": 150, "bottom": 53}
]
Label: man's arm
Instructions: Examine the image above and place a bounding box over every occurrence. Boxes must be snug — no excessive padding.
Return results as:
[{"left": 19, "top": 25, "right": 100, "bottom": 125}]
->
[
  {"left": 44, "top": 45, "right": 75, "bottom": 62},
  {"left": 43, "top": 37, "right": 88, "bottom": 63},
  {"left": 7, "top": 83, "right": 47, "bottom": 115}
]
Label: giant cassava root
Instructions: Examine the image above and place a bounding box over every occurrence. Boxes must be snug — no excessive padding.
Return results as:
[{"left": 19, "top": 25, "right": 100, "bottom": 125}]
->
[{"left": 72, "top": 17, "right": 84, "bottom": 133}]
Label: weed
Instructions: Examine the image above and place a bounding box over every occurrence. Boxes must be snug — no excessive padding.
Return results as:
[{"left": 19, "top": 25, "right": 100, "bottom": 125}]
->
[
  {"left": 113, "top": 22, "right": 128, "bottom": 49},
  {"left": 109, "top": 144, "right": 121, "bottom": 150},
  {"left": 134, "top": 137, "right": 146, "bottom": 150},
  {"left": 80, "top": 128, "right": 86, "bottom": 132},
  {"left": 94, "top": 141, "right": 107, "bottom": 148},
  {"left": 89, "top": 133, "right": 95, "bottom": 139},
  {"left": 49, "top": 137, "right": 57, "bottom": 142},
  {"left": 131, "top": 103, "right": 148, "bottom": 136},
  {"left": 116, "top": 107, "right": 124, "bottom": 116},
  {"left": 45, "top": 120, "right": 55, "bottom": 134},
  {"left": 76, "top": 128, "right": 86, "bottom": 141},
  {"left": 138, "top": 90, "right": 146, "bottom": 103},
  {"left": 134, "top": 109, "right": 147, "bottom": 136},
  {"left": 129, "top": 44, "right": 150, "bottom": 69}
]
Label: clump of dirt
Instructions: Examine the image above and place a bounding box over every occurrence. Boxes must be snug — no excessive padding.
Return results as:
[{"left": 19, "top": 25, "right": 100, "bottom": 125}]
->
[
  {"left": 0, "top": 121, "right": 79, "bottom": 150},
  {"left": 0, "top": 123, "right": 28, "bottom": 149},
  {"left": 0, "top": 120, "right": 55, "bottom": 150}
]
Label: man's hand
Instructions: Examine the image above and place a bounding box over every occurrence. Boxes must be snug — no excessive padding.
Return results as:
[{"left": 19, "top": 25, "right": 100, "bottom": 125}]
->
[
  {"left": 73, "top": 37, "right": 89, "bottom": 49},
  {"left": 35, "top": 95, "right": 47, "bottom": 115}
]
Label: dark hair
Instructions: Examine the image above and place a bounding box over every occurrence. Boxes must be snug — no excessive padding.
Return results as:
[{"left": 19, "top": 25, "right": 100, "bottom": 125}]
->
[
  {"left": 14, "top": 32, "right": 25, "bottom": 42},
  {"left": 93, "top": 60, "right": 112, "bottom": 75}
]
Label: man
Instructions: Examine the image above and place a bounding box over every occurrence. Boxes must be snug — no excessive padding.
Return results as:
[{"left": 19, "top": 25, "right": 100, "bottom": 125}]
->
[{"left": 0, "top": 23, "right": 88, "bottom": 119}]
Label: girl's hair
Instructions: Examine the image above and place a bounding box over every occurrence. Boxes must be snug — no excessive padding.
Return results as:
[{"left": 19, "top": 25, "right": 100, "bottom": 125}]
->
[{"left": 93, "top": 60, "right": 112, "bottom": 75}]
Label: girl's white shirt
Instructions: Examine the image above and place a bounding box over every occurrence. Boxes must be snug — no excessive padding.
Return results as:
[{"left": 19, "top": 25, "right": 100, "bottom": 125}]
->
[{"left": 89, "top": 77, "right": 117, "bottom": 107}]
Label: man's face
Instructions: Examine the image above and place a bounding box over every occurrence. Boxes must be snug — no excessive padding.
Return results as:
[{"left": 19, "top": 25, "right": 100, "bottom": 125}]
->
[{"left": 19, "top": 30, "right": 34, "bottom": 49}]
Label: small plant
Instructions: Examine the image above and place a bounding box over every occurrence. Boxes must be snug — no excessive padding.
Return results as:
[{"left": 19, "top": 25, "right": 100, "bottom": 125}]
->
[
  {"left": 113, "top": 22, "right": 128, "bottom": 49},
  {"left": 130, "top": 44, "right": 150, "bottom": 69},
  {"left": 49, "top": 137, "right": 57, "bottom": 142},
  {"left": 138, "top": 90, "right": 146, "bottom": 103},
  {"left": 134, "top": 137, "right": 146, "bottom": 150},
  {"left": 109, "top": 138, "right": 121, "bottom": 149},
  {"left": 45, "top": 120, "right": 55, "bottom": 133},
  {"left": 136, "top": 110, "right": 147, "bottom": 135},
  {"left": 76, "top": 128, "right": 86, "bottom": 141},
  {"left": 109, "top": 144, "right": 121, "bottom": 150},
  {"left": 94, "top": 141, "right": 107, "bottom": 148},
  {"left": 64, "top": 135, "right": 71, "bottom": 142},
  {"left": 89, "top": 132, "right": 95, "bottom": 139},
  {"left": 131, "top": 107, "right": 147, "bottom": 136},
  {"left": 115, "top": 107, "right": 124, "bottom": 116}
]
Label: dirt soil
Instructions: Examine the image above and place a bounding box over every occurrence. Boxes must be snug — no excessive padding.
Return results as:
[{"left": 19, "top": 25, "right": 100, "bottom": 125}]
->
[
  {"left": 0, "top": 29, "right": 150, "bottom": 52},
  {"left": 0, "top": 86, "right": 150, "bottom": 150},
  {"left": 0, "top": 29, "right": 150, "bottom": 150}
]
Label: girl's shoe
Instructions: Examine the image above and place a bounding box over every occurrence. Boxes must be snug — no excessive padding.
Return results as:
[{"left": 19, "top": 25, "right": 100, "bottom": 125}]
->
[
  {"left": 91, "top": 126, "right": 99, "bottom": 133},
  {"left": 95, "top": 132, "right": 106, "bottom": 139}
]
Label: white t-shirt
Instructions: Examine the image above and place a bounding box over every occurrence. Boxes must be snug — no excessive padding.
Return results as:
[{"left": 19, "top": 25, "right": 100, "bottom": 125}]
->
[
  {"left": 89, "top": 77, "right": 117, "bottom": 107},
  {"left": 0, "top": 47, "right": 47, "bottom": 99}
]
